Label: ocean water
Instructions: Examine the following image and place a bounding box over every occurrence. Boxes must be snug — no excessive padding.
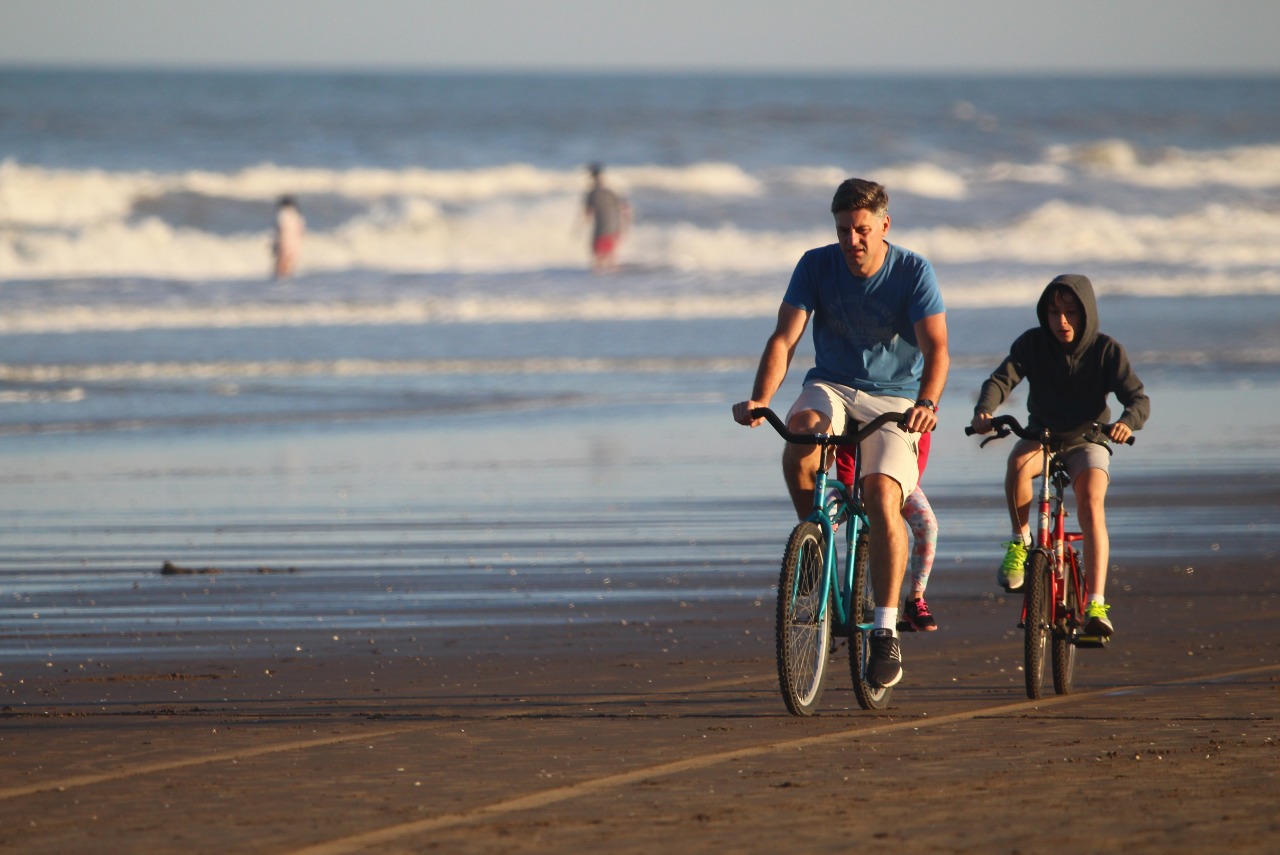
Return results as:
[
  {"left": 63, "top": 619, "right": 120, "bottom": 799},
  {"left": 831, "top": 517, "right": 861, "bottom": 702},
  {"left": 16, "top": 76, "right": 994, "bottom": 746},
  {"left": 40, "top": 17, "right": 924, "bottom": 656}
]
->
[{"left": 1, "top": 70, "right": 1278, "bottom": 666}]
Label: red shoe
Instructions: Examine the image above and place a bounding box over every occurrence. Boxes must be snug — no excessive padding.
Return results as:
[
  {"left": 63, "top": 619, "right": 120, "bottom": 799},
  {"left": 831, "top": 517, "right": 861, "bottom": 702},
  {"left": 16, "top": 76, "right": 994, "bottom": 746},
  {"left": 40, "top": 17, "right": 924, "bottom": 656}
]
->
[{"left": 897, "top": 597, "right": 938, "bottom": 632}]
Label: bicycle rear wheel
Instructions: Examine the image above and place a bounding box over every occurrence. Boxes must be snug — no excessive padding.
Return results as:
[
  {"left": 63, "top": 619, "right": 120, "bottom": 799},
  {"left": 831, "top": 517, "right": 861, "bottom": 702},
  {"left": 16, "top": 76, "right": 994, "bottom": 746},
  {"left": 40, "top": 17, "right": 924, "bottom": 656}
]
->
[
  {"left": 776, "top": 521, "right": 831, "bottom": 716},
  {"left": 1023, "top": 550, "right": 1051, "bottom": 699},
  {"left": 848, "top": 528, "right": 892, "bottom": 710},
  {"left": 1052, "top": 549, "right": 1080, "bottom": 694}
]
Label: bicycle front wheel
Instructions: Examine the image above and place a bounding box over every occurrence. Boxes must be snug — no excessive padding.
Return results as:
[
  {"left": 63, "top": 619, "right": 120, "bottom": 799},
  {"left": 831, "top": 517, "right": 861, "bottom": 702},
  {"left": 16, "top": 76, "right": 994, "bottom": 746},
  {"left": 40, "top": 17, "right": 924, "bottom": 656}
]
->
[
  {"left": 848, "top": 528, "right": 892, "bottom": 710},
  {"left": 1023, "top": 550, "right": 1051, "bottom": 699},
  {"left": 776, "top": 521, "right": 831, "bottom": 716},
  {"left": 1052, "top": 549, "right": 1080, "bottom": 695}
]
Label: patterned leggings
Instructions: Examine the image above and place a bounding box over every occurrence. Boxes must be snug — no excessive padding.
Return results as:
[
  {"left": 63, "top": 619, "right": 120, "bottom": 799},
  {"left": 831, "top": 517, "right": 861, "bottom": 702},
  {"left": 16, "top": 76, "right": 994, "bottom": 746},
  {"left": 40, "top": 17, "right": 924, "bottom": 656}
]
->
[{"left": 903, "top": 487, "right": 938, "bottom": 597}]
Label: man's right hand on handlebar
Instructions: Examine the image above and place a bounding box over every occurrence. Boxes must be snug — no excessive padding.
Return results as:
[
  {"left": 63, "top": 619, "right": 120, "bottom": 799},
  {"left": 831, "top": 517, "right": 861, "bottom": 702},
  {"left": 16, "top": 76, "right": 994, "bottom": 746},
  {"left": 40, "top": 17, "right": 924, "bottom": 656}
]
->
[{"left": 732, "top": 400, "right": 768, "bottom": 428}]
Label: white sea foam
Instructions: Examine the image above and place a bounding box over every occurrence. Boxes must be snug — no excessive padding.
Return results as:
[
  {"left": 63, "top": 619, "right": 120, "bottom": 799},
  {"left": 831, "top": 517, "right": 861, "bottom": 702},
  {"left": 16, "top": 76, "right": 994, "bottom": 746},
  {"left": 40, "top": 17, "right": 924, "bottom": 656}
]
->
[
  {"left": 0, "top": 387, "right": 86, "bottom": 404},
  {"left": 0, "top": 291, "right": 786, "bottom": 335},
  {"left": 0, "top": 357, "right": 758, "bottom": 384},
  {"left": 1045, "top": 141, "right": 1280, "bottom": 189},
  {"left": 1, "top": 264, "right": 1277, "bottom": 336},
  {"left": 0, "top": 160, "right": 760, "bottom": 229},
  {"left": 6, "top": 344, "right": 1279, "bottom": 389},
  {"left": 6, "top": 195, "right": 1279, "bottom": 281},
  {"left": 784, "top": 163, "right": 968, "bottom": 199},
  {"left": 3, "top": 145, "right": 1278, "bottom": 281},
  {"left": 897, "top": 201, "right": 1280, "bottom": 267}
]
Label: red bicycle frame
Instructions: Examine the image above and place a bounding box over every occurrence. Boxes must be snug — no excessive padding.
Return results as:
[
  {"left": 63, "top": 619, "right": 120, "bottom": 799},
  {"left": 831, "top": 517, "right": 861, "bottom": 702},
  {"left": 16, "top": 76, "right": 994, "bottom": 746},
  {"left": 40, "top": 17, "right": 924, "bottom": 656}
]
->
[{"left": 1023, "top": 441, "right": 1089, "bottom": 634}]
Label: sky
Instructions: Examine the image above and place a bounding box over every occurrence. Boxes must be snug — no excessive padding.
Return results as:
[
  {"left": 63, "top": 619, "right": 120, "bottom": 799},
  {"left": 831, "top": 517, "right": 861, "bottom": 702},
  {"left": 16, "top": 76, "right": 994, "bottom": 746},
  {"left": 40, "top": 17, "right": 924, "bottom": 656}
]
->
[{"left": 2, "top": 0, "right": 1277, "bottom": 74}]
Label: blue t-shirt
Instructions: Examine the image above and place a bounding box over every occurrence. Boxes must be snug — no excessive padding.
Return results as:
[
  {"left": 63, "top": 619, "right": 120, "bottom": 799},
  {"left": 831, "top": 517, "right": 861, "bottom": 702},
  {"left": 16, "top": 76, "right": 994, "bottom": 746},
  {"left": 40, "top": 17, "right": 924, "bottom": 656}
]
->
[{"left": 783, "top": 242, "right": 944, "bottom": 396}]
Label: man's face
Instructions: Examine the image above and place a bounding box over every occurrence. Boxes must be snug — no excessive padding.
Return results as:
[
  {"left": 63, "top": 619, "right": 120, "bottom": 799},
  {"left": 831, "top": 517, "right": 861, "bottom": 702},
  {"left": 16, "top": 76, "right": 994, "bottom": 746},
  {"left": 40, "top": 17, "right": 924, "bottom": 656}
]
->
[
  {"left": 1047, "top": 291, "right": 1083, "bottom": 347},
  {"left": 834, "top": 208, "right": 890, "bottom": 276}
]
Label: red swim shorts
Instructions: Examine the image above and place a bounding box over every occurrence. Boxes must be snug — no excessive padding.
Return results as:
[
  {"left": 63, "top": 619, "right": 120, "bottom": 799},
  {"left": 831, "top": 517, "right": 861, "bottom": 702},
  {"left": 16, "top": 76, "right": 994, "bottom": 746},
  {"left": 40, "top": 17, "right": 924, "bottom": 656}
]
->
[{"left": 593, "top": 234, "right": 619, "bottom": 256}]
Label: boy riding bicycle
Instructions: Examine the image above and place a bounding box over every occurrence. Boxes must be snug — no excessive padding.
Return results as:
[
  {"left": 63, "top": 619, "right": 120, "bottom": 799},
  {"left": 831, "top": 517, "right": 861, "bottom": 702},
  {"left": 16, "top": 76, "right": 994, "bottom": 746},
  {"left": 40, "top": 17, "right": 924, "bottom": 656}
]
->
[{"left": 969, "top": 274, "right": 1149, "bottom": 637}]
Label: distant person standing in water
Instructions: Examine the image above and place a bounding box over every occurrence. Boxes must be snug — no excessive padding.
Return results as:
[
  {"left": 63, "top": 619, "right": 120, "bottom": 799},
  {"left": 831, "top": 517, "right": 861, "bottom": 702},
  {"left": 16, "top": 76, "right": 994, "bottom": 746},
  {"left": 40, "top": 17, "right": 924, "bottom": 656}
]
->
[
  {"left": 272, "top": 196, "right": 305, "bottom": 279},
  {"left": 583, "top": 163, "right": 630, "bottom": 273}
]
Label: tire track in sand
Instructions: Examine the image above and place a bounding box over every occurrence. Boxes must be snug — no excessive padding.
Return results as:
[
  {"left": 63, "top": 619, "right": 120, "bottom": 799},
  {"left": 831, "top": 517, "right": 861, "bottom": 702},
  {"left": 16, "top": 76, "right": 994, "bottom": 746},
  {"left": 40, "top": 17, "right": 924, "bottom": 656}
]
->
[{"left": 283, "top": 663, "right": 1279, "bottom": 855}]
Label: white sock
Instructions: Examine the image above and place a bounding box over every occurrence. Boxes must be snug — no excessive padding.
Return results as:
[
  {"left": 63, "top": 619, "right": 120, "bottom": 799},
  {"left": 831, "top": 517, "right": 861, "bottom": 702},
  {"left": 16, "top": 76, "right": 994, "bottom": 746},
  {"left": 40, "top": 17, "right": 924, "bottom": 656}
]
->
[
  {"left": 874, "top": 607, "right": 898, "bottom": 634},
  {"left": 1089, "top": 594, "right": 1106, "bottom": 606},
  {"left": 1013, "top": 530, "right": 1030, "bottom": 546}
]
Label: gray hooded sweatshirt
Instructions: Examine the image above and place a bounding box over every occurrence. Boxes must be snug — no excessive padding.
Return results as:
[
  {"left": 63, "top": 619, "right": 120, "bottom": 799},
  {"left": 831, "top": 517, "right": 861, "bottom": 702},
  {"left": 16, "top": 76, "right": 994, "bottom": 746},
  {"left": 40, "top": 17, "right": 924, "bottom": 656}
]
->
[{"left": 974, "top": 274, "right": 1150, "bottom": 438}]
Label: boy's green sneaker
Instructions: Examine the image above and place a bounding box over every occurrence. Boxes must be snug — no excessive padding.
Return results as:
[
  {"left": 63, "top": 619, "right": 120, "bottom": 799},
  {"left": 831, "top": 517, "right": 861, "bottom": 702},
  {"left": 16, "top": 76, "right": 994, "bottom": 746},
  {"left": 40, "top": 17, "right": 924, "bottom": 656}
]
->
[
  {"left": 1084, "top": 601, "right": 1114, "bottom": 637},
  {"left": 997, "top": 540, "right": 1027, "bottom": 592}
]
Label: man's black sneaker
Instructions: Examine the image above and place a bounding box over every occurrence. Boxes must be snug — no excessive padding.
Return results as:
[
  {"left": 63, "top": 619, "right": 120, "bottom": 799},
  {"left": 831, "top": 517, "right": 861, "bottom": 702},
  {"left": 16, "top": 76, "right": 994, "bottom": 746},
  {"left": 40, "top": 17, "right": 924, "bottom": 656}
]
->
[
  {"left": 897, "top": 596, "right": 938, "bottom": 632},
  {"left": 866, "top": 628, "right": 903, "bottom": 688}
]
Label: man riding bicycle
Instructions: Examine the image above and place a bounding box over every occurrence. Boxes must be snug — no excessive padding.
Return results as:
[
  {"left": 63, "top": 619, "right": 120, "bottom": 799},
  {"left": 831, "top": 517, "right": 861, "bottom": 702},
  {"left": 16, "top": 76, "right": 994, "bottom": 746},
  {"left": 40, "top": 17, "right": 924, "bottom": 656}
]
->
[
  {"left": 732, "top": 178, "right": 949, "bottom": 689},
  {"left": 970, "top": 274, "right": 1150, "bottom": 637}
]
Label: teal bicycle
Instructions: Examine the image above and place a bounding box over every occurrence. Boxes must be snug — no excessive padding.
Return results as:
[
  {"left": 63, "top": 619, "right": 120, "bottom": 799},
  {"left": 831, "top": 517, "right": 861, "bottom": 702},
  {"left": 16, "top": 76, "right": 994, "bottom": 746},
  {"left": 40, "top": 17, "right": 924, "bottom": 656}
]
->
[{"left": 751, "top": 407, "right": 907, "bottom": 715}]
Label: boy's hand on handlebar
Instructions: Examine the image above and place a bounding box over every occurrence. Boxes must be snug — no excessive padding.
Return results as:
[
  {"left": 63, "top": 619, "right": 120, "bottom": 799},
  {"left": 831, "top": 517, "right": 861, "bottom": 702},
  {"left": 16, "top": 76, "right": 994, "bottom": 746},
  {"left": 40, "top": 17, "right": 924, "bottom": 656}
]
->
[
  {"left": 732, "top": 400, "right": 767, "bottom": 427},
  {"left": 1107, "top": 422, "right": 1133, "bottom": 444},
  {"left": 970, "top": 412, "right": 994, "bottom": 435}
]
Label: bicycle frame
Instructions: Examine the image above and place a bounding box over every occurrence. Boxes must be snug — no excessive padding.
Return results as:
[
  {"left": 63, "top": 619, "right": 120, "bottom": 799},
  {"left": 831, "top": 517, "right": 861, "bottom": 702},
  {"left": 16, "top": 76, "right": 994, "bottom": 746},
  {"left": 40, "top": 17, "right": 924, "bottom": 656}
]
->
[
  {"left": 752, "top": 407, "right": 896, "bottom": 638},
  {"left": 1024, "top": 436, "right": 1091, "bottom": 639},
  {"left": 804, "top": 449, "right": 869, "bottom": 638}
]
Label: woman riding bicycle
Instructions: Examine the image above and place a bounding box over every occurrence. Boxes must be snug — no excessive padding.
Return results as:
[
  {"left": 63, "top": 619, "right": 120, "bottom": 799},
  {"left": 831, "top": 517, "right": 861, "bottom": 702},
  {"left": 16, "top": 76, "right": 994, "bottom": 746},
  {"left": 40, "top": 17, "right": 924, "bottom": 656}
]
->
[{"left": 970, "top": 274, "right": 1150, "bottom": 638}]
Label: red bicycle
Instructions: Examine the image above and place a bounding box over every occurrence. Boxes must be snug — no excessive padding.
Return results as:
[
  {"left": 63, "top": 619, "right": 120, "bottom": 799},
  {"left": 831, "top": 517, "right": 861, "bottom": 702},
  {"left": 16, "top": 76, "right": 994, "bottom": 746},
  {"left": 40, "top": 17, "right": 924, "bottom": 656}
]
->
[{"left": 967, "top": 415, "right": 1132, "bottom": 699}]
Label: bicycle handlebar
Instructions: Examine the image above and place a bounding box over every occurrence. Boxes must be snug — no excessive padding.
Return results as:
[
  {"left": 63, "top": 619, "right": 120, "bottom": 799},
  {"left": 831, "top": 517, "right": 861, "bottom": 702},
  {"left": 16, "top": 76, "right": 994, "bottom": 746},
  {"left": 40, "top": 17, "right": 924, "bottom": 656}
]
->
[
  {"left": 965, "top": 414, "right": 1135, "bottom": 446},
  {"left": 749, "top": 407, "right": 909, "bottom": 446}
]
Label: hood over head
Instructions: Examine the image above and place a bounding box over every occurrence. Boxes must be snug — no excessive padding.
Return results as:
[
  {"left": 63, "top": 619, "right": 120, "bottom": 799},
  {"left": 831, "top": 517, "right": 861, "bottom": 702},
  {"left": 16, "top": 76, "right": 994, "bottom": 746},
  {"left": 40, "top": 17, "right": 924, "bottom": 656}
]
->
[{"left": 1037, "top": 273, "right": 1099, "bottom": 352}]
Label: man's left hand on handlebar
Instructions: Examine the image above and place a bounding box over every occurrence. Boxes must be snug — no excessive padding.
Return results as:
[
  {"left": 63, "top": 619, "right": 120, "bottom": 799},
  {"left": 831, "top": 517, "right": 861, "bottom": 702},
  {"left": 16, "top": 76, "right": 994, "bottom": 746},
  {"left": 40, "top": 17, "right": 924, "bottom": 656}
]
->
[{"left": 904, "top": 402, "right": 938, "bottom": 434}]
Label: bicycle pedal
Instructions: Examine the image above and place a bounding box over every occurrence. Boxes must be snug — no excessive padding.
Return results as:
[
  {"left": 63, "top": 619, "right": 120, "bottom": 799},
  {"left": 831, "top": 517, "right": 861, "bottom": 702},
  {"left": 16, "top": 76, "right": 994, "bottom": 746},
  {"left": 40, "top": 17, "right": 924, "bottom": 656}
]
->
[{"left": 1074, "top": 634, "right": 1109, "bottom": 649}]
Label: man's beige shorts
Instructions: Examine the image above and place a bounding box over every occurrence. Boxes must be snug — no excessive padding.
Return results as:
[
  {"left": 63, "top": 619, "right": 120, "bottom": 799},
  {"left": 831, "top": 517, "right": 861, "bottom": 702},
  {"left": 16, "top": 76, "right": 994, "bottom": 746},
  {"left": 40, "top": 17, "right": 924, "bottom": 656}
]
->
[{"left": 786, "top": 382, "right": 920, "bottom": 499}]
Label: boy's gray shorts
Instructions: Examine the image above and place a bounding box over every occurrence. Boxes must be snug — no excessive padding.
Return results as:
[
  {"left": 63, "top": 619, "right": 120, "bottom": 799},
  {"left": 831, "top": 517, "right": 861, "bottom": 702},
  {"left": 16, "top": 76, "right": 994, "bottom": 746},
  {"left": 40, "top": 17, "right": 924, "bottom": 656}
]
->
[
  {"left": 1056, "top": 441, "right": 1111, "bottom": 481},
  {"left": 1014, "top": 438, "right": 1111, "bottom": 481}
]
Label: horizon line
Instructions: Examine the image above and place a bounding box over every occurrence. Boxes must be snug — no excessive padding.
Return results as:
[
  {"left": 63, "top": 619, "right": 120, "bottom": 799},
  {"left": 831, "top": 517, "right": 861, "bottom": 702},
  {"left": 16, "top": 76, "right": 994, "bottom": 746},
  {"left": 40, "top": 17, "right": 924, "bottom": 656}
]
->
[{"left": 2, "top": 61, "right": 1278, "bottom": 78}]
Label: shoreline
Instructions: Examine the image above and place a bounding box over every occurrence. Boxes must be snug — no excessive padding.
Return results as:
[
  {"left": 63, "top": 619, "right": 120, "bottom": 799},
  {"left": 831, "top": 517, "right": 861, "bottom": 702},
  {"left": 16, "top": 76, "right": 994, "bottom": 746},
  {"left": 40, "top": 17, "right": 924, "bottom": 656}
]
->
[{"left": 3, "top": 390, "right": 1279, "bottom": 671}]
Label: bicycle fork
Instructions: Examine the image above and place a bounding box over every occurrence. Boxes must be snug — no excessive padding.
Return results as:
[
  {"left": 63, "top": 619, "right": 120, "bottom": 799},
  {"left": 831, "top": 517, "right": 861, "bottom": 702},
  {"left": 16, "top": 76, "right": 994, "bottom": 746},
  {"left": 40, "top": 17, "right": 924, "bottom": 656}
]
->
[
  {"left": 1023, "top": 449, "right": 1069, "bottom": 632},
  {"left": 808, "top": 448, "right": 862, "bottom": 640}
]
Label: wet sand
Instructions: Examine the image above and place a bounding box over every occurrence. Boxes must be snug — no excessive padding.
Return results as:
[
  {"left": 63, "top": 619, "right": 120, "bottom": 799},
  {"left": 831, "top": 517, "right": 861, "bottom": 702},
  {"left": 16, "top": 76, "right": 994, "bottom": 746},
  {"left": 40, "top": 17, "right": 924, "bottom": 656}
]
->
[{"left": 2, "top": 472, "right": 1277, "bottom": 854}]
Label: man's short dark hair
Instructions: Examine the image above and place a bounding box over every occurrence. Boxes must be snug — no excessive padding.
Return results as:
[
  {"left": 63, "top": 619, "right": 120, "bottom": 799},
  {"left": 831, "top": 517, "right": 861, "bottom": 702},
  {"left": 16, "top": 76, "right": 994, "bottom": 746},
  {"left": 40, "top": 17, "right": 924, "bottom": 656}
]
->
[{"left": 831, "top": 179, "right": 888, "bottom": 217}]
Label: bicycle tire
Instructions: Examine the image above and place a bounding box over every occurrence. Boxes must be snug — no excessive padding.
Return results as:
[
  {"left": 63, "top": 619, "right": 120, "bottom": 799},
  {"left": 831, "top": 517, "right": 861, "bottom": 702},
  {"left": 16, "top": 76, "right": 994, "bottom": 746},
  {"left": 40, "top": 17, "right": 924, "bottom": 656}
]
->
[
  {"left": 776, "top": 521, "right": 831, "bottom": 716},
  {"left": 848, "top": 528, "right": 892, "bottom": 710},
  {"left": 1023, "top": 549, "right": 1051, "bottom": 700},
  {"left": 1052, "top": 549, "right": 1080, "bottom": 695}
]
